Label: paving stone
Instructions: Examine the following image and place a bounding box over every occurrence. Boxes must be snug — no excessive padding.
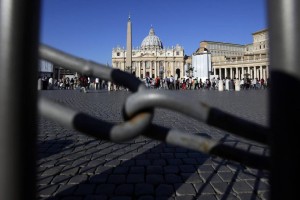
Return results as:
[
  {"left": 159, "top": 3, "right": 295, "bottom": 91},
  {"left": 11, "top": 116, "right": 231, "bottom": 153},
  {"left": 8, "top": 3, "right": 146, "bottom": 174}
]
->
[
  {"left": 152, "top": 159, "right": 167, "bottom": 166},
  {"left": 167, "top": 159, "right": 183, "bottom": 165},
  {"left": 146, "top": 153, "right": 160, "bottom": 159},
  {"left": 179, "top": 165, "right": 196, "bottom": 173},
  {"left": 130, "top": 166, "right": 145, "bottom": 174},
  {"left": 217, "top": 172, "right": 236, "bottom": 182},
  {"left": 155, "top": 184, "right": 174, "bottom": 196},
  {"left": 79, "top": 166, "right": 96, "bottom": 175},
  {"left": 40, "top": 160, "right": 57, "bottom": 167},
  {"left": 181, "top": 173, "right": 203, "bottom": 183},
  {"left": 165, "top": 174, "right": 182, "bottom": 183},
  {"left": 74, "top": 184, "right": 96, "bottom": 195},
  {"left": 199, "top": 172, "right": 223, "bottom": 183},
  {"left": 72, "top": 159, "right": 88, "bottom": 167},
  {"left": 146, "top": 174, "right": 164, "bottom": 184},
  {"left": 215, "top": 193, "right": 239, "bottom": 200},
  {"left": 120, "top": 160, "right": 135, "bottom": 167},
  {"left": 211, "top": 182, "right": 229, "bottom": 194},
  {"left": 51, "top": 175, "right": 70, "bottom": 184},
  {"left": 135, "top": 159, "right": 151, "bottom": 166},
  {"left": 175, "top": 183, "right": 196, "bottom": 196},
  {"left": 161, "top": 153, "right": 174, "bottom": 159},
  {"left": 193, "top": 182, "right": 216, "bottom": 194},
  {"left": 259, "top": 191, "right": 270, "bottom": 200},
  {"left": 113, "top": 166, "right": 130, "bottom": 174},
  {"left": 127, "top": 174, "right": 145, "bottom": 183},
  {"left": 41, "top": 166, "right": 64, "bottom": 176},
  {"left": 164, "top": 166, "right": 180, "bottom": 174},
  {"left": 38, "top": 176, "right": 53, "bottom": 185},
  {"left": 237, "top": 193, "right": 260, "bottom": 200},
  {"left": 89, "top": 174, "right": 108, "bottom": 184},
  {"left": 104, "top": 159, "right": 121, "bottom": 167},
  {"left": 114, "top": 184, "right": 134, "bottom": 195},
  {"left": 174, "top": 153, "right": 187, "bottom": 159},
  {"left": 135, "top": 183, "right": 154, "bottom": 195},
  {"left": 175, "top": 195, "right": 195, "bottom": 200},
  {"left": 38, "top": 185, "right": 59, "bottom": 197},
  {"left": 194, "top": 194, "right": 217, "bottom": 200},
  {"left": 88, "top": 160, "right": 106, "bottom": 167},
  {"left": 118, "top": 153, "right": 134, "bottom": 160},
  {"left": 110, "top": 196, "right": 132, "bottom": 200},
  {"left": 197, "top": 165, "right": 215, "bottom": 173},
  {"left": 60, "top": 196, "right": 82, "bottom": 200},
  {"left": 95, "top": 166, "right": 113, "bottom": 174},
  {"left": 95, "top": 184, "right": 116, "bottom": 195},
  {"left": 182, "top": 158, "right": 198, "bottom": 165},
  {"left": 68, "top": 175, "right": 88, "bottom": 184},
  {"left": 107, "top": 174, "right": 126, "bottom": 184},
  {"left": 232, "top": 181, "right": 253, "bottom": 193},
  {"left": 84, "top": 195, "right": 108, "bottom": 200},
  {"left": 61, "top": 166, "right": 80, "bottom": 176},
  {"left": 156, "top": 197, "right": 175, "bottom": 200},
  {"left": 137, "top": 195, "right": 154, "bottom": 200},
  {"left": 147, "top": 166, "right": 163, "bottom": 174},
  {"left": 247, "top": 179, "right": 270, "bottom": 192}
]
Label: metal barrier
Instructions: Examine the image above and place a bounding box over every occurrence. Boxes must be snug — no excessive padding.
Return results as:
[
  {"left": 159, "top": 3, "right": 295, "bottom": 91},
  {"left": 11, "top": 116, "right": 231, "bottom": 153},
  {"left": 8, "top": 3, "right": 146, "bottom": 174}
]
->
[{"left": 0, "top": 0, "right": 299, "bottom": 199}]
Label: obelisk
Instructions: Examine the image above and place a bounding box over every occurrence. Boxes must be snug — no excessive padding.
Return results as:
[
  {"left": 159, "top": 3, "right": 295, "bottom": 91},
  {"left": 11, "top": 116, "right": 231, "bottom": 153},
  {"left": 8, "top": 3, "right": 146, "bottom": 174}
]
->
[{"left": 126, "top": 14, "right": 132, "bottom": 73}]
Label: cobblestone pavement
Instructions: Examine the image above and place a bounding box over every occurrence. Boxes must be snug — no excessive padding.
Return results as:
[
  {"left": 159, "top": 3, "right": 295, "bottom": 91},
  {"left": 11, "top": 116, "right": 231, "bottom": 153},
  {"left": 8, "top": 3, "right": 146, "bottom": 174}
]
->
[{"left": 37, "top": 89, "right": 270, "bottom": 200}]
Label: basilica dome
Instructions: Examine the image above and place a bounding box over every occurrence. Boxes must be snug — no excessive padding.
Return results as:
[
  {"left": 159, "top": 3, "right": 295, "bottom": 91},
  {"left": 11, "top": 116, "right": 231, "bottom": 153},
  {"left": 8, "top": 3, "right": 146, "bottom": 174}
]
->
[{"left": 141, "top": 27, "right": 163, "bottom": 50}]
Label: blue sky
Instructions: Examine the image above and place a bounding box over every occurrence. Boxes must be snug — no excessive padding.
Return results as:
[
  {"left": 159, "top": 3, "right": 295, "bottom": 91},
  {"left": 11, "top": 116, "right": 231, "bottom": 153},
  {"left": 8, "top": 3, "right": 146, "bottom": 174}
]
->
[{"left": 40, "top": 0, "right": 267, "bottom": 66}]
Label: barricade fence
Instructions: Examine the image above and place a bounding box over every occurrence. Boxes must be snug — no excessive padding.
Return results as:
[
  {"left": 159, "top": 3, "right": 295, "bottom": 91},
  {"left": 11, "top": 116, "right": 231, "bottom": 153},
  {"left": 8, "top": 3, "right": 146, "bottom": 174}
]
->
[{"left": 39, "top": 44, "right": 270, "bottom": 171}]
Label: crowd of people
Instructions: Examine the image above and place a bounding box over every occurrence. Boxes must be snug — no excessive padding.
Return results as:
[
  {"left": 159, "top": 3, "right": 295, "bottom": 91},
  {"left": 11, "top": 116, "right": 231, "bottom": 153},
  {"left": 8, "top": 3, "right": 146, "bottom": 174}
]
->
[
  {"left": 38, "top": 75, "right": 269, "bottom": 92},
  {"left": 143, "top": 76, "right": 269, "bottom": 91}
]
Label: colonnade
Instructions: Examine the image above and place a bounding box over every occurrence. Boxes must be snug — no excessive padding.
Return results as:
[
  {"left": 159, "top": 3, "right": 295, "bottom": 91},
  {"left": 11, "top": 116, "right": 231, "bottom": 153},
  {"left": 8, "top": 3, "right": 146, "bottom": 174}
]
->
[
  {"left": 119, "top": 60, "right": 184, "bottom": 79},
  {"left": 213, "top": 65, "right": 269, "bottom": 81}
]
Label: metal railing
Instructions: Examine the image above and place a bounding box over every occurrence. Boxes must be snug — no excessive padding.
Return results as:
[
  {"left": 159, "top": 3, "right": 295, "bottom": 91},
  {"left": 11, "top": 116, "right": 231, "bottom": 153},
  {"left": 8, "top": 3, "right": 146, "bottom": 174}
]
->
[{"left": 0, "top": 0, "right": 299, "bottom": 199}]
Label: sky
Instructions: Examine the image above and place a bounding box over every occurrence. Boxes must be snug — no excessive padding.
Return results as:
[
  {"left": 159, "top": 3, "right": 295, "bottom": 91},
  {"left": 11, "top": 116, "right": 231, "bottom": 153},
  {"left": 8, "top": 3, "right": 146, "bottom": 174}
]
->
[{"left": 40, "top": 0, "right": 267, "bottom": 66}]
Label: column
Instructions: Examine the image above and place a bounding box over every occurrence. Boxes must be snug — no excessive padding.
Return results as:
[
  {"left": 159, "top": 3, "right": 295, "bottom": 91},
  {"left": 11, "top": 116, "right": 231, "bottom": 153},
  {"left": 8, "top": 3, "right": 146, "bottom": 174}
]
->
[
  {"left": 241, "top": 67, "right": 244, "bottom": 79},
  {"left": 149, "top": 61, "right": 152, "bottom": 78},
  {"left": 260, "top": 66, "right": 263, "bottom": 80},
  {"left": 154, "top": 61, "right": 159, "bottom": 78}
]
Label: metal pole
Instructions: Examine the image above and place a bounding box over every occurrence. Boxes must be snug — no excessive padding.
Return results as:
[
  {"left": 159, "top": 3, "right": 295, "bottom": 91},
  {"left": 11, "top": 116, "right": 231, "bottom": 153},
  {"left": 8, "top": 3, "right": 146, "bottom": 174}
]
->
[
  {"left": 0, "top": 0, "right": 40, "bottom": 199},
  {"left": 268, "top": 0, "right": 300, "bottom": 199}
]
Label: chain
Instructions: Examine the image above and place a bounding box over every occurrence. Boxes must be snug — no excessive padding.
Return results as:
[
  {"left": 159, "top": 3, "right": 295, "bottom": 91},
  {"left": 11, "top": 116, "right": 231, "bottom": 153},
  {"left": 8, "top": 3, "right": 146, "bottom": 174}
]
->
[{"left": 39, "top": 44, "right": 270, "bottom": 170}]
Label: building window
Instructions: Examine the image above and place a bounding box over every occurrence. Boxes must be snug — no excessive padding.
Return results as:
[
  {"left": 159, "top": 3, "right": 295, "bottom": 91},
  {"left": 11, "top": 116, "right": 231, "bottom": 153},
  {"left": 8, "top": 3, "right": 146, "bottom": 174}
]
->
[
  {"left": 117, "top": 52, "right": 120, "bottom": 56},
  {"left": 146, "top": 61, "right": 150, "bottom": 69},
  {"left": 176, "top": 51, "right": 179, "bottom": 55}
]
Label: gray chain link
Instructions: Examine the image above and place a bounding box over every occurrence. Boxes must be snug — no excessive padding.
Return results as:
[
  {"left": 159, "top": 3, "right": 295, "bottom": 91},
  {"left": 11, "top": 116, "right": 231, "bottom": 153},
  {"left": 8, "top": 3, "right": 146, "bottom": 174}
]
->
[{"left": 39, "top": 44, "right": 270, "bottom": 170}]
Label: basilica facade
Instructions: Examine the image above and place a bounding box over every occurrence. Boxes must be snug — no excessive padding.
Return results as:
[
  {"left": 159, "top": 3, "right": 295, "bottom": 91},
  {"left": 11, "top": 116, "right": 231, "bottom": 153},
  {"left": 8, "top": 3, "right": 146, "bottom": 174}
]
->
[{"left": 112, "top": 17, "right": 186, "bottom": 80}]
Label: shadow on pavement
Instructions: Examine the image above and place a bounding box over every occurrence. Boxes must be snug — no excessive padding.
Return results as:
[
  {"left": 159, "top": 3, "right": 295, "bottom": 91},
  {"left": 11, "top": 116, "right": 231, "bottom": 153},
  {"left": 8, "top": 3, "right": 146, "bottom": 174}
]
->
[{"left": 37, "top": 133, "right": 269, "bottom": 200}]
